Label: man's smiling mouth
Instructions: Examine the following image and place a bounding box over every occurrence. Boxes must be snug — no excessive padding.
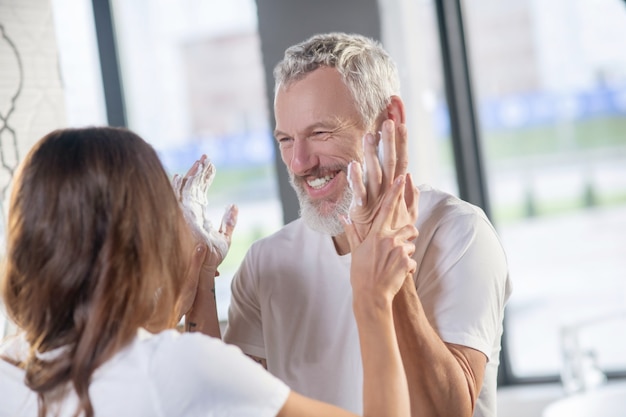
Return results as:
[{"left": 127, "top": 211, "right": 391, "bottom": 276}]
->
[{"left": 307, "top": 173, "right": 337, "bottom": 189}]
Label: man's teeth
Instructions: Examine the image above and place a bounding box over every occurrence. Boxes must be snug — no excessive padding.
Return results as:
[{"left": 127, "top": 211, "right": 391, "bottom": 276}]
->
[{"left": 307, "top": 174, "right": 335, "bottom": 189}]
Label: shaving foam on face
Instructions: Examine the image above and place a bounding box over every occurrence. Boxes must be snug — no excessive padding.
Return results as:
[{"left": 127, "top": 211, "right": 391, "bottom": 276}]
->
[
  {"left": 361, "top": 134, "right": 369, "bottom": 188},
  {"left": 347, "top": 161, "right": 363, "bottom": 211}
]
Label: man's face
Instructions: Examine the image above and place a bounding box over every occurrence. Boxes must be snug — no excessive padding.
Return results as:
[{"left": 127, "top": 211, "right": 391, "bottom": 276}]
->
[{"left": 274, "top": 67, "right": 367, "bottom": 235}]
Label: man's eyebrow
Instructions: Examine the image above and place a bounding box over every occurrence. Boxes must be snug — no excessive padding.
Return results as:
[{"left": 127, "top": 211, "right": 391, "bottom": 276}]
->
[{"left": 273, "top": 129, "right": 289, "bottom": 139}]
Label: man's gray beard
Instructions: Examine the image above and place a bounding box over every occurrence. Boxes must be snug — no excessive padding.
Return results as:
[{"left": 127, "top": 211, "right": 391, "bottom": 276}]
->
[{"left": 289, "top": 174, "right": 353, "bottom": 236}]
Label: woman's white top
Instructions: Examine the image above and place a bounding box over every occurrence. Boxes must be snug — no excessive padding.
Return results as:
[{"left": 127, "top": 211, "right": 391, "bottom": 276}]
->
[{"left": 0, "top": 329, "right": 290, "bottom": 417}]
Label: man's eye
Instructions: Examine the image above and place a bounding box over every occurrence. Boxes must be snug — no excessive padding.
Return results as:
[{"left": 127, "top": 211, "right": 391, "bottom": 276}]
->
[
  {"left": 313, "top": 131, "right": 331, "bottom": 139},
  {"left": 276, "top": 137, "right": 293, "bottom": 146}
]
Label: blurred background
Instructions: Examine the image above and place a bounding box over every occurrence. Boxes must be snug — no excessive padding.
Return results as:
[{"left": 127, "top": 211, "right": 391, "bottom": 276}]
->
[{"left": 1, "top": 0, "right": 625, "bottom": 415}]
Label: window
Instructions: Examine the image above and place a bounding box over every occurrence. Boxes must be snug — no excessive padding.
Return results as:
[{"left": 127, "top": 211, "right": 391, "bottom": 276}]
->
[
  {"left": 462, "top": 0, "right": 626, "bottom": 381},
  {"left": 108, "top": 0, "right": 282, "bottom": 321}
]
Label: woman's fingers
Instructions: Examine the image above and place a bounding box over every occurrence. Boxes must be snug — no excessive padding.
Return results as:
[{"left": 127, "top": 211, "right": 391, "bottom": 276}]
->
[
  {"left": 341, "top": 215, "right": 362, "bottom": 250},
  {"left": 219, "top": 204, "right": 239, "bottom": 245},
  {"left": 184, "top": 158, "right": 213, "bottom": 200},
  {"left": 396, "top": 223, "right": 419, "bottom": 244},
  {"left": 172, "top": 174, "right": 183, "bottom": 200}
]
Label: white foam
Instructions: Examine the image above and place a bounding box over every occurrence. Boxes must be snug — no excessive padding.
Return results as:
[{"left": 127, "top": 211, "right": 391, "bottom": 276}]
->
[{"left": 178, "top": 159, "right": 229, "bottom": 258}]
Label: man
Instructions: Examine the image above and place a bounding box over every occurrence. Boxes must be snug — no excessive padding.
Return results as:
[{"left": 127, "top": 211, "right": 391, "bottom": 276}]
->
[{"left": 224, "top": 32, "right": 511, "bottom": 417}]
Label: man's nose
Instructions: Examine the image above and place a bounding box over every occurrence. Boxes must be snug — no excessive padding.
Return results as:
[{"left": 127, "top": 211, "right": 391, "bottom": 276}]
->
[{"left": 287, "top": 138, "right": 318, "bottom": 175}]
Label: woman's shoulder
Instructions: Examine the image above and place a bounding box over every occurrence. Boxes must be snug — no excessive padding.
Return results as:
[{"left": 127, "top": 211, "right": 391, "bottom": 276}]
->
[
  {"left": 137, "top": 329, "right": 290, "bottom": 415},
  {"left": 136, "top": 328, "right": 257, "bottom": 373}
]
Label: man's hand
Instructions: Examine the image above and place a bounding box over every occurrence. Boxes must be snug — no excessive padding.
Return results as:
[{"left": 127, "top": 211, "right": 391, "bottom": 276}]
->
[{"left": 348, "top": 119, "right": 418, "bottom": 241}]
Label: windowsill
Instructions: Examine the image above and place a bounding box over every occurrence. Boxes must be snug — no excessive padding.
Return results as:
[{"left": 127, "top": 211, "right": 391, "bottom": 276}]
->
[
  {"left": 498, "top": 383, "right": 566, "bottom": 417},
  {"left": 498, "top": 379, "right": 626, "bottom": 417}
]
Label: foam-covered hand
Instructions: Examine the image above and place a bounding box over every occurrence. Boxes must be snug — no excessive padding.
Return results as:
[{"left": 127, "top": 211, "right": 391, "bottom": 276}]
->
[
  {"left": 172, "top": 155, "right": 238, "bottom": 325},
  {"left": 172, "top": 155, "right": 237, "bottom": 269}
]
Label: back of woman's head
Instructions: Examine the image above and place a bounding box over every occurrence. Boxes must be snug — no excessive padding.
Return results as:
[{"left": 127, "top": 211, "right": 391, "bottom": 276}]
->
[{"left": 1, "top": 126, "right": 186, "bottom": 416}]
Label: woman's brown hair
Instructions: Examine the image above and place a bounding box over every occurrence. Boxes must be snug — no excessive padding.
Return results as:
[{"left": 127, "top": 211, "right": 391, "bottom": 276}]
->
[{"left": 1, "top": 127, "right": 187, "bottom": 417}]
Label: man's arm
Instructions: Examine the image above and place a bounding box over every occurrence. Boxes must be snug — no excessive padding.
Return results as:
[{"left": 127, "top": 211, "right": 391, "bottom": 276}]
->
[{"left": 393, "top": 276, "right": 486, "bottom": 417}]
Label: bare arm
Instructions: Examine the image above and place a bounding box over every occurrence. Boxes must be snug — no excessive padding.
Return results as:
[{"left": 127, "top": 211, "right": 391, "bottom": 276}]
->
[
  {"left": 393, "top": 276, "right": 486, "bottom": 417},
  {"left": 350, "top": 118, "right": 486, "bottom": 417},
  {"left": 343, "top": 173, "right": 416, "bottom": 417},
  {"left": 184, "top": 258, "right": 221, "bottom": 337}
]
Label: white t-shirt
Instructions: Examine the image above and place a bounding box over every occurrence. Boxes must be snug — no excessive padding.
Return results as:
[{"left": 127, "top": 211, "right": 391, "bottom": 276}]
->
[
  {"left": 224, "top": 185, "right": 512, "bottom": 417},
  {"left": 0, "top": 329, "right": 289, "bottom": 417}
]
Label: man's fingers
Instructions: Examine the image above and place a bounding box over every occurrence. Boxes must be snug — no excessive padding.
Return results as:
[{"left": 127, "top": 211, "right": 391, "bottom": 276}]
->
[
  {"left": 380, "top": 119, "right": 397, "bottom": 187},
  {"left": 362, "top": 132, "right": 382, "bottom": 201},
  {"left": 394, "top": 123, "right": 409, "bottom": 178},
  {"left": 404, "top": 173, "right": 419, "bottom": 223},
  {"left": 373, "top": 174, "right": 406, "bottom": 230}
]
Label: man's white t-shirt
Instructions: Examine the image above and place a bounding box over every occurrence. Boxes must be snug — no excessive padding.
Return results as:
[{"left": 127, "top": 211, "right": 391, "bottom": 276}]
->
[
  {"left": 224, "top": 185, "right": 512, "bottom": 417},
  {"left": 0, "top": 329, "right": 289, "bottom": 417}
]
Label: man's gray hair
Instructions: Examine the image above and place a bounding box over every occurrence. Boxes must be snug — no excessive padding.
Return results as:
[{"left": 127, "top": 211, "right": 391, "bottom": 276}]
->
[{"left": 273, "top": 32, "right": 400, "bottom": 129}]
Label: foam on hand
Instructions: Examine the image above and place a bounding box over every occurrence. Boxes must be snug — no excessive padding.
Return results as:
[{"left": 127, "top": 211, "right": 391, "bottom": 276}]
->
[{"left": 178, "top": 159, "right": 229, "bottom": 259}]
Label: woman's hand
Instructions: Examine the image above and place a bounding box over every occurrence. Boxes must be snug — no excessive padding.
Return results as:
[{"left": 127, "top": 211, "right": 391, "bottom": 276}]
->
[
  {"left": 172, "top": 155, "right": 237, "bottom": 268},
  {"left": 172, "top": 155, "right": 238, "bottom": 323},
  {"left": 343, "top": 173, "right": 418, "bottom": 304}
]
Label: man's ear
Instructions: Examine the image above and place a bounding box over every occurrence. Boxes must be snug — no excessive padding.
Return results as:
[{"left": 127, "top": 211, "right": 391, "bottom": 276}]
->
[{"left": 386, "top": 95, "right": 406, "bottom": 124}]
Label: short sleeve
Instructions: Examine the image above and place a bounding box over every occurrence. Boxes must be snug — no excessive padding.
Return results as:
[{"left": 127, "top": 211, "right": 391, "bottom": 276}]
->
[
  {"left": 417, "top": 213, "right": 510, "bottom": 358},
  {"left": 149, "top": 332, "right": 289, "bottom": 417},
  {"left": 223, "top": 245, "right": 267, "bottom": 359}
]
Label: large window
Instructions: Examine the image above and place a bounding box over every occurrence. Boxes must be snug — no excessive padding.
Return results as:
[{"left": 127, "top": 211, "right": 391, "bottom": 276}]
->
[
  {"left": 461, "top": 0, "right": 626, "bottom": 381},
  {"left": 7, "top": 0, "right": 625, "bottom": 387},
  {"left": 47, "top": 0, "right": 282, "bottom": 323},
  {"left": 108, "top": 0, "right": 282, "bottom": 321}
]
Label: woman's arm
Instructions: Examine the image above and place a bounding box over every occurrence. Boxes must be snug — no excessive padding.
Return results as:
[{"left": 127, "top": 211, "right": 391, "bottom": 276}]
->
[
  {"left": 345, "top": 174, "right": 416, "bottom": 417},
  {"left": 173, "top": 155, "right": 238, "bottom": 338}
]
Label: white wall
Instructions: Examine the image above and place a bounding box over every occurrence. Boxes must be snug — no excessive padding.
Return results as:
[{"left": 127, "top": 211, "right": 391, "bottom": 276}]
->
[{"left": 0, "top": 0, "right": 68, "bottom": 337}]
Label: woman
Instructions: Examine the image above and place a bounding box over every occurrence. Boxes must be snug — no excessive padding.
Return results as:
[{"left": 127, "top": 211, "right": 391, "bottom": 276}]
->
[{"left": 0, "top": 126, "right": 417, "bottom": 417}]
